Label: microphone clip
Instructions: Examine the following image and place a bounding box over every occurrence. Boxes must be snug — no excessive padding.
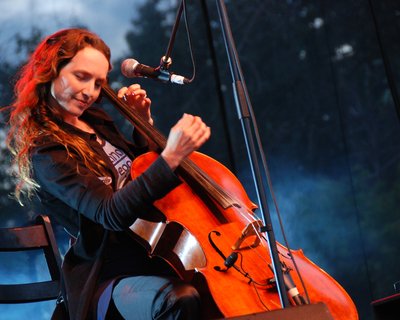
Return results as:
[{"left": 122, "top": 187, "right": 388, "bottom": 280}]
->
[
  {"left": 160, "top": 56, "right": 172, "bottom": 71},
  {"left": 214, "top": 251, "right": 239, "bottom": 272}
]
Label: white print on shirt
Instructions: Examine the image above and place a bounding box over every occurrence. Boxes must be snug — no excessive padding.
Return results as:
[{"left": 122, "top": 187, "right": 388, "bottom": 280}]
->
[{"left": 98, "top": 137, "right": 132, "bottom": 190}]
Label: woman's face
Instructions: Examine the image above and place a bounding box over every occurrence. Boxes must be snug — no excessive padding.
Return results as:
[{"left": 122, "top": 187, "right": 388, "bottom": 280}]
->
[{"left": 50, "top": 46, "right": 109, "bottom": 122}]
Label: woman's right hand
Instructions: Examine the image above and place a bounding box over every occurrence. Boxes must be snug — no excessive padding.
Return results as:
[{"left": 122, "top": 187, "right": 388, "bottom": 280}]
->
[{"left": 161, "top": 114, "right": 211, "bottom": 170}]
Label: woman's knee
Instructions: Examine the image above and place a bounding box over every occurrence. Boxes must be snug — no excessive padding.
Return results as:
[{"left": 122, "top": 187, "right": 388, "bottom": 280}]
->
[
  {"left": 111, "top": 276, "right": 201, "bottom": 320},
  {"left": 172, "top": 283, "right": 200, "bottom": 308},
  {"left": 155, "top": 281, "right": 201, "bottom": 320}
]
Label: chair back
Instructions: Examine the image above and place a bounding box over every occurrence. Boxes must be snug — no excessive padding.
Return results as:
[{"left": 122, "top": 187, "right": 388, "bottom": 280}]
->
[{"left": 0, "top": 215, "right": 62, "bottom": 303}]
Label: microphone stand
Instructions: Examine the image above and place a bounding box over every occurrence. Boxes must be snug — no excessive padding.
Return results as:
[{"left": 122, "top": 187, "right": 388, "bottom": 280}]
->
[
  {"left": 157, "top": 0, "right": 289, "bottom": 309},
  {"left": 160, "top": 0, "right": 184, "bottom": 70},
  {"left": 215, "top": 0, "right": 290, "bottom": 308}
]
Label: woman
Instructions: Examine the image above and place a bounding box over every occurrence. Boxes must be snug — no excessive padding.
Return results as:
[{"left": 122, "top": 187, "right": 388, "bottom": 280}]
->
[{"left": 6, "top": 28, "right": 211, "bottom": 319}]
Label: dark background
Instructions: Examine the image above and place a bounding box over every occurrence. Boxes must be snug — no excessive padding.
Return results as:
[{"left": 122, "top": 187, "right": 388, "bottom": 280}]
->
[{"left": 0, "top": 1, "right": 399, "bottom": 319}]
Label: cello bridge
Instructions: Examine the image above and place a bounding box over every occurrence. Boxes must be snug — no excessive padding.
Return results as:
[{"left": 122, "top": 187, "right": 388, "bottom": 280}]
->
[{"left": 232, "top": 220, "right": 263, "bottom": 250}]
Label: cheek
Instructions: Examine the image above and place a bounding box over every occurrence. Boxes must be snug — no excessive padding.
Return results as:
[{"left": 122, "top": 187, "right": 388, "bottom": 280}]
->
[{"left": 51, "top": 76, "right": 74, "bottom": 102}]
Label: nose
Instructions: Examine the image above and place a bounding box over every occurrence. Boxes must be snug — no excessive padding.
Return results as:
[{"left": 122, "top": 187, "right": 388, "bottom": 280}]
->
[{"left": 81, "top": 81, "right": 96, "bottom": 100}]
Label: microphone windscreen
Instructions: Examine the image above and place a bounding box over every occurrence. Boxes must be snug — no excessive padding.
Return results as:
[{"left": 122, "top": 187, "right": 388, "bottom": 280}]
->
[{"left": 121, "top": 59, "right": 139, "bottom": 78}]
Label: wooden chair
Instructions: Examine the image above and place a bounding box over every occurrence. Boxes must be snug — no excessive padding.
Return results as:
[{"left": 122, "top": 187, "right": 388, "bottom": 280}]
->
[{"left": 0, "top": 215, "right": 63, "bottom": 303}]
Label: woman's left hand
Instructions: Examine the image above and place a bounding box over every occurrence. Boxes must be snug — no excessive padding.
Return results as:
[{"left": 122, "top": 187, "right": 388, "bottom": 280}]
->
[{"left": 117, "top": 84, "right": 153, "bottom": 124}]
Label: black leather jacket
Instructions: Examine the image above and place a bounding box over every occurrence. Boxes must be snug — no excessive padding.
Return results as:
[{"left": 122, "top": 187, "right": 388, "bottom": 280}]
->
[{"left": 31, "top": 106, "right": 181, "bottom": 319}]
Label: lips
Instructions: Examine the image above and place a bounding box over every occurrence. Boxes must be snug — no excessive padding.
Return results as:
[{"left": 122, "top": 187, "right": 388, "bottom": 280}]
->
[{"left": 74, "top": 98, "right": 90, "bottom": 108}]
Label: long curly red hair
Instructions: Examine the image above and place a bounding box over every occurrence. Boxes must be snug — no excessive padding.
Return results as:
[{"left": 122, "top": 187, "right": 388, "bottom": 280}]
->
[{"left": 7, "top": 28, "right": 112, "bottom": 203}]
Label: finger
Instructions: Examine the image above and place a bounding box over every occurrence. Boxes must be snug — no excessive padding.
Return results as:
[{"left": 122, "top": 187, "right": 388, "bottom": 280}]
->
[
  {"left": 185, "top": 116, "right": 207, "bottom": 135},
  {"left": 136, "top": 97, "right": 152, "bottom": 109},
  {"left": 179, "top": 122, "right": 209, "bottom": 150},
  {"left": 130, "top": 88, "right": 147, "bottom": 97},
  {"left": 118, "top": 84, "right": 143, "bottom": 99},
  {"left": 117, "top": 87, "right": 129, "bottom": 98},
  {"left": 127, "top": 84, "right": 141, "bottom": 92},
  {"left": 171, "top": 114, "right": 205, "bottom": 143},
  {"left": 174, "top": 115, "right": 205, "bottom": 139},
  {"left": 130, "top": 91, "right": 148, "bottom": 102},
  {"left": 174, "top": 113, "right": 194, "bottom": 128},
  {"left": 128, "top": 94, "right": 151, "bottom": 108},
  {"left": 190, "top": 123, "right": 211, "bottom": 146}
]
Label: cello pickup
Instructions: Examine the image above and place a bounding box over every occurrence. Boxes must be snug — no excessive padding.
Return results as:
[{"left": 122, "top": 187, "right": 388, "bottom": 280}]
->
[{"left": 232, "top": 220, "right": 263, "bottom": 250}]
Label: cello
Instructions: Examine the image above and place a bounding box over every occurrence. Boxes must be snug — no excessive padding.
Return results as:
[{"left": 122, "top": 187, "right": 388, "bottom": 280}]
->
[{"left": 102, "top": 84, "right": 359, "bottom": 319}]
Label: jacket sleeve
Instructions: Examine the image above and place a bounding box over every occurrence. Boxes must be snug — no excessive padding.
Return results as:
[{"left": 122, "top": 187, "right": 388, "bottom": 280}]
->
[{"left": 32, "top": 143, "right": 181, "bottom": 231}]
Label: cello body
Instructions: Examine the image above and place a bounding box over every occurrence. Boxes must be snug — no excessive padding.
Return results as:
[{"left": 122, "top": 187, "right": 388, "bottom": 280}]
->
[{"left": 129, "top": 151, "right": 359, "bottom": 320}]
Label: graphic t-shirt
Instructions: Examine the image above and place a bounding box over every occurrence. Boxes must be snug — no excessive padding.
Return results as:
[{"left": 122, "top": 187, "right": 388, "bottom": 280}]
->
[{"left": 98, "top": 137, "right": 132, "bottom": 189}]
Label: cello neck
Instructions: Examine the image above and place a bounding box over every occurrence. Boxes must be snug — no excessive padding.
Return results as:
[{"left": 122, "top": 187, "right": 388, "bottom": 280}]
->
[
  {"left": 101, "top": 84, "right": 167, "bottom": 149},
  {"left": 101, "top": 84, "right": 238, "bottom": 209}
]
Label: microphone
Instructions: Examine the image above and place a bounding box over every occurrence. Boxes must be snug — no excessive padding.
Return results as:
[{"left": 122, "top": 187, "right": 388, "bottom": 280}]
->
[
  {"left": 224, "top": 252, "right": 238, "bottom": 268},
  {"left": 121, "top": 59, "right": 189, "bottom": 85},
  {"left": 214, "top": 252, "right": 239, "bottom": 272}
]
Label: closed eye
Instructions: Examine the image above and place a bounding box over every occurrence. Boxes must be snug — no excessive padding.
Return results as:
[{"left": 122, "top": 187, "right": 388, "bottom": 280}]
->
[
  {"left": 74, "top": 72, "right": 105, "bottom": 90},
  {"left": 74, "top": 72, "right": 86, "bottom": 81}
]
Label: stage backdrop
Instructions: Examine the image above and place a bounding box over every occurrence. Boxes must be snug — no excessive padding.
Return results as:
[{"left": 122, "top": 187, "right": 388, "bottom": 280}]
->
[{"left": 0, "top": 1, "right": 399, "bottom": 319}]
